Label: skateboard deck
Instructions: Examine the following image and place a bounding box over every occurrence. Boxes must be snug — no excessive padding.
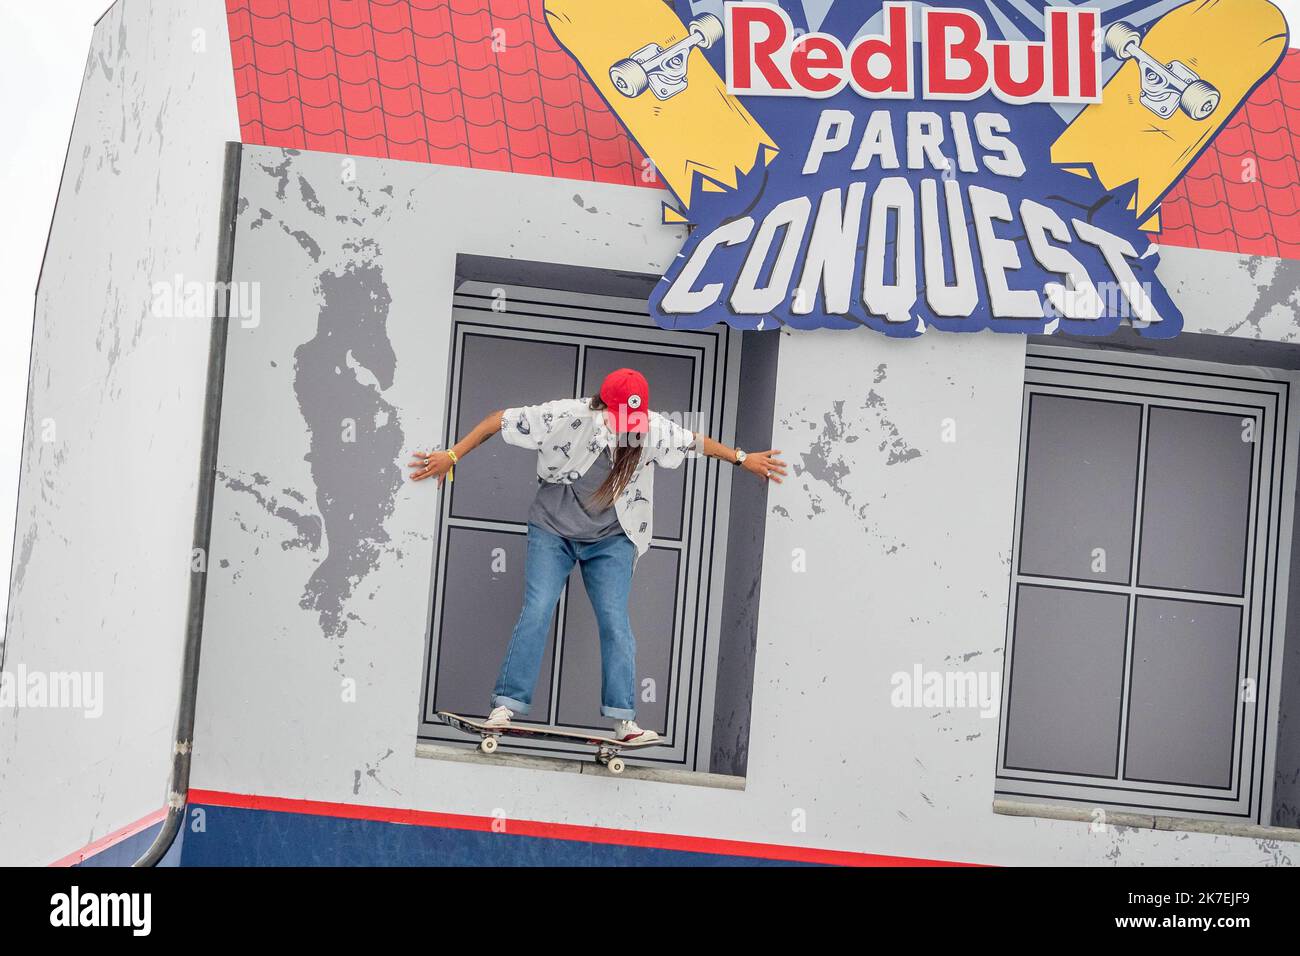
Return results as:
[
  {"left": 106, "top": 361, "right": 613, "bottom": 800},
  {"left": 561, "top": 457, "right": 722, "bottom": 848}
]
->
[
  {"left": 436, "top": 711, "right": 666, "bottom": 773},
  {"left": 1051, "top": 0, "right": 1288, "bottom": 227},
  {"left": 544, "top": 0, "right": 777, "bottom": 215}
]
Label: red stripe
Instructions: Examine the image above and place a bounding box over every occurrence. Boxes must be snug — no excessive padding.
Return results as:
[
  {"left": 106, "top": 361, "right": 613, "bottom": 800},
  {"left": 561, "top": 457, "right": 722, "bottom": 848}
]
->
[
  {"left": 49, "top": 806, "right": 168, "bottom": 867},
  {"left": 188, "top": 789, "right": 980, "bottom": 866}
]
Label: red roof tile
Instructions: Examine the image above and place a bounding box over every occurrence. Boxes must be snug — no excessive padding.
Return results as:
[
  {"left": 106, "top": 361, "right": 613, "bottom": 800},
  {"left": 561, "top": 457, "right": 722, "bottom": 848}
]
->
[
  {"left": 1157, "top": 49, "right": 1300, "bottom": 259},
  {"left": 226, "top": 0, "right": 653, "bottom": 189},
  {"left": 225, "top": 2, "right": 1298, "bottom": 256}
]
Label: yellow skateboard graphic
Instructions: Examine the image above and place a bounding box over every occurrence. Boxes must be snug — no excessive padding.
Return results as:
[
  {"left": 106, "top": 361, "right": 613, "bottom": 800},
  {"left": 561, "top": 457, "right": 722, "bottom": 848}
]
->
[
  {"left": 544, "top": 0, "right": 777, "bottom": 216},
  {"left": 1051, "top": 0, "right": 1288, "bottom": 228}
]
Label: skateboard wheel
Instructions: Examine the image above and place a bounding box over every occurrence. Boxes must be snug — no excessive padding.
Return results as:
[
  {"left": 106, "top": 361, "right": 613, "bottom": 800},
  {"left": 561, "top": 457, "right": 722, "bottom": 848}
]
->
[
  {"left": 1180, "top": 79, "right": 1220, "bottom": 120},
  {"left": 610, "top": 57, "right": 650, "bottom": 98},
  {"left": 480, "top": 736, "right": 499, "bottom": 754},
  {"left": 607, "top": 757, "right": 626, "bottom": 774},
  {"left": 1105, "top": 21, "right": 1141, "bottom": 60},
  {"left": 689, "top": 13, "right": 725, "bottom": 50}
]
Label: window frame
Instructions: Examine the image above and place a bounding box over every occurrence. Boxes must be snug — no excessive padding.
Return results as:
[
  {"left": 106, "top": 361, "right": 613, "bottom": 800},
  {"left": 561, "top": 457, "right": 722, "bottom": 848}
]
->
[
  {"left": 416, "top": 280, "right": 742, "bottom": 773},
  {"left": 995, "top": 345, "right": 1300, "bottom": 824}
]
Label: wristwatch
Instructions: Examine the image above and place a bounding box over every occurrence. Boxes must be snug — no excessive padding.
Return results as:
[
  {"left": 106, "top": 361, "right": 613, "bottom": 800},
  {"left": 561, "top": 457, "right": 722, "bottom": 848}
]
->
[{"left": 733, "top": 449, "right": 747, "bottom": 466}]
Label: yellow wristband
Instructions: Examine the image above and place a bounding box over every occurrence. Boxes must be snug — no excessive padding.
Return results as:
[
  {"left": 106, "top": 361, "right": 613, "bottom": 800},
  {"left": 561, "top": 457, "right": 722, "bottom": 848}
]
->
[{"left": 446, "top": 449, "right": 458, "bottom": 482}]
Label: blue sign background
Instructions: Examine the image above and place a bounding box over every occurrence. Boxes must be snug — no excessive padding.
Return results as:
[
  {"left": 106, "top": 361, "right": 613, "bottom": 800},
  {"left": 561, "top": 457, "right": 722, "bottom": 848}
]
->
[{"left": 651, "top": 0, "right": 1185, "bottom": 338}]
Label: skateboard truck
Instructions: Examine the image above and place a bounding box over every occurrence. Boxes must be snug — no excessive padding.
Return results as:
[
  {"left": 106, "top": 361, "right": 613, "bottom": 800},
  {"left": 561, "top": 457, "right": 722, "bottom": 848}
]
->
[
  {"left": 436, "top": 712, "right": 661, "bottom": 774},
  {"left": 610, "top": 13, "right": 725, "bottom": 101},
  {"left": 595, "top": 745, "right": 626, "bottom": 775},
  {"left": 1105, "top": 20, "right": 1220, "bottom": 121},
  {"left": 479, "top": 733, "right": 627, "bottom": 773}
]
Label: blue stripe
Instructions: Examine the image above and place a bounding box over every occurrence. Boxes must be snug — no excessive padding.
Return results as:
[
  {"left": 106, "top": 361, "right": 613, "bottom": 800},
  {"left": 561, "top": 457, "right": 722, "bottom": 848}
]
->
[
  {"left": 987, "top": 0, "right": 1045, "bottom": 41},
  {"left": 783, "top": 0, "right": 812, "bottom": 35},
  {"left": 1105, "top": 0, "right": 1176, "bottom": 25},
  {"left": 75, "top": 820, "right": 184, "bottom": 868},
  {"left": 179, "top": 805, "right": 821, "bottom": 867}
]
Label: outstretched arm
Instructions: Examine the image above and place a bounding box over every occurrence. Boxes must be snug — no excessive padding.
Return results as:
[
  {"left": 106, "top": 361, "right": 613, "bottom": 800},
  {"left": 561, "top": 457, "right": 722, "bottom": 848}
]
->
[
  {"left": 408, "top": 409, "right": 504, "bottom": 484},
  {"left": 697, "top": 434, "right": 787, "bottom": 484}
]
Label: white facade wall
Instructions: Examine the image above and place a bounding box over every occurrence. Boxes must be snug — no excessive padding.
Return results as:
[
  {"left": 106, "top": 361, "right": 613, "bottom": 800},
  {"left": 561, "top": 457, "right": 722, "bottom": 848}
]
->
[{"left": 190, "top": 145, "right": 1299, "bottom": 865}]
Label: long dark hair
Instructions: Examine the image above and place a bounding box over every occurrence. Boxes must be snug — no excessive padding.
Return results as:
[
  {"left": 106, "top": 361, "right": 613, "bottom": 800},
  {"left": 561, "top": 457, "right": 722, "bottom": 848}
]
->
[{"left": 587, "top": 395, "right": 643, "bottom": 511}]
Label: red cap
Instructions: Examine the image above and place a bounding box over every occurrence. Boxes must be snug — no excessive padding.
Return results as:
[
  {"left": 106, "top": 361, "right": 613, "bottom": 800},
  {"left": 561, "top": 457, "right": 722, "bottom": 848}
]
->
[{"left": 600, "top": 368, "right": 650, "bottom": 434}]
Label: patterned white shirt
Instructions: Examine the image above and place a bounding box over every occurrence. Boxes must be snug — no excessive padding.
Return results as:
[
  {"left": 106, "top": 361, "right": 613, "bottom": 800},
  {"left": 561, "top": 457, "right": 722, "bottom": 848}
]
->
[{"left": 499, "top": 398, "right": 697, "bottom": 555}]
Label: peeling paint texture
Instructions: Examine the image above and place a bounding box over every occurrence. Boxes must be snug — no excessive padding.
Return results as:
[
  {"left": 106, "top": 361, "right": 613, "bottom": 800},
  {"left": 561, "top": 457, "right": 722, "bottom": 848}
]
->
[
  {"left": 294, "top": 255, "right": 404, "bottom": 640},
  {"left": 781, "top": 369, "right": 921, "bottom": 549},
  {"left": 217, "top": 469, "right": 321, "bottom": 552},
  {"left": 209, "top": 154, "right": 413, "bottom": 649},
  {"left": 1159, "top": 246, "right": 1300, "bottom": 341}
]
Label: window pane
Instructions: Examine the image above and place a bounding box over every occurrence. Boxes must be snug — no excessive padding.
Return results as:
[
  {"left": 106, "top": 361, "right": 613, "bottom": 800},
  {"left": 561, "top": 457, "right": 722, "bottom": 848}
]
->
[
  {"left": 583, "top": 348, "right": 695, "bottom": 540},
  {"left": 1004, "top": 585, "right": 1129, "bottom": 776},
  {"left": 1124, "top": 597, "right": 1241, "bottom": 788},
  {"left": 1018, "top": 396, "right": 1142, "bottom": 584},
  {"left": 451, "top": 334, "right": 579, "bottom": 524},
  {"left": 430, "top": 527, "right": 555, "bottom": 721},
  {"left": 555, "top": 546, "right": 679, "bottom": 732},
  {"left": 1138, "top": 408, "right": 1254, "bottom": 596}
]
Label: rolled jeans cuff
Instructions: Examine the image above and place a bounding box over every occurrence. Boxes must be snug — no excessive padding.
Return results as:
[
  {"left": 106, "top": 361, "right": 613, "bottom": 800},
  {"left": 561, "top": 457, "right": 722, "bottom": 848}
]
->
[{"left": 491, "top": 695, "right": 532, "bottom": 715}]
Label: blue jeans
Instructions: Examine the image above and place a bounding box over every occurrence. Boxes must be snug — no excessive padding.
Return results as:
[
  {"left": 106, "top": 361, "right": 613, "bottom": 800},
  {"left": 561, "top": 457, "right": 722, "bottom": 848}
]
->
[{"left": 492, "top": 524, "right": 638, "bottom": 720}]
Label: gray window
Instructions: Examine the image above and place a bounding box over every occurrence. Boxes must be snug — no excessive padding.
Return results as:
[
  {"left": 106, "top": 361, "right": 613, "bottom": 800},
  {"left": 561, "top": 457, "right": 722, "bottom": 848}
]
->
[
  {"left": 418, "top": 273, "right": 772, "bottom": 775},
  {"left": 996, "top": 345, "right": 1298, "bottom": 823}
]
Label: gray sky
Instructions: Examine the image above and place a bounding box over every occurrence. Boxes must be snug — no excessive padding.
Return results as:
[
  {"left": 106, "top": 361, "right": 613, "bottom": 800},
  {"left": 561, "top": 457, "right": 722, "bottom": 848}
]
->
[{"left": 1, "top": 1, "right": 1298, "bottom": 639}]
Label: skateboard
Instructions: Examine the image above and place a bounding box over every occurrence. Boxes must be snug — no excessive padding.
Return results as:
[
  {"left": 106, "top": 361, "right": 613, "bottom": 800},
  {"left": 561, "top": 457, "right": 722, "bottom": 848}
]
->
[
  {"left": 544, "top": 0, "right": 777, "bottom": 215},
  {"left": 1104, "top": 19, "right": 1221, "bottom": 121},
  {"left": 610, "top": 12, "right": 725, "bottom": 101},
  {"left": 436, "top": 711, "right": 667, "bottom": 774},
  {"left": 1051, "top": 0, "right": 1288, "bottom": 227}
]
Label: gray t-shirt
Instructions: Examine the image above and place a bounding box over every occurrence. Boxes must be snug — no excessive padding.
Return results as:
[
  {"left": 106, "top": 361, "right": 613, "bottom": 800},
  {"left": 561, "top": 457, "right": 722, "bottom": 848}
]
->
[{"left": 529, "top": 448, "right": 626, "bottom": 542}]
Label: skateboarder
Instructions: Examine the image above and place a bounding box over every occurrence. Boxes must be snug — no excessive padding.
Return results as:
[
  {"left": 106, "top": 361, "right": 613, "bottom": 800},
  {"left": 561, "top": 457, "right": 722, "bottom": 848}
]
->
[{"left": 409, "top": 368, "right": 786, "bottom": 743}]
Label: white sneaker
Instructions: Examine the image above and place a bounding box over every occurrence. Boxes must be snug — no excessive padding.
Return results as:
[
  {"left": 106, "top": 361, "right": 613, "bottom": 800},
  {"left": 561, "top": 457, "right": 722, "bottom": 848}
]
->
[
  {"left": 485, "top": 705, "right": 514, "bottom": 728},
  {"left": 614, "top": 719, "right": 659, "bottom": 744}
]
